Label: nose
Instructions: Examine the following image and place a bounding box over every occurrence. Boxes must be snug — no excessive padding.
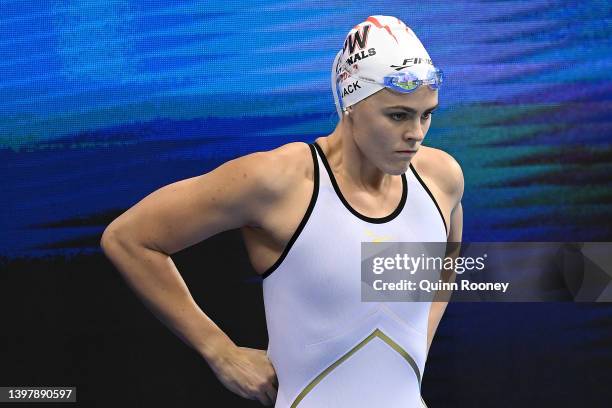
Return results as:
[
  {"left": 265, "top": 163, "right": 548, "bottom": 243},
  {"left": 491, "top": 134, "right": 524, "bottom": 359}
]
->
[{"left": 402, "top": 120, "right": 425, "bottom": 143}]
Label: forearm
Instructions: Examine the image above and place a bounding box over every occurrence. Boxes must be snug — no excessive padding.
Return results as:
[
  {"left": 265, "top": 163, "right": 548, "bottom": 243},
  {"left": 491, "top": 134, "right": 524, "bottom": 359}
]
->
[
  {"left": 100, "top": 229, "right": 233, "bottom": 364},
  {"left": 427, "top": 244, "right": 460, "bottom": 354},
  {"left": 427, "top": 301, "right": 447, "bottom": 354}
]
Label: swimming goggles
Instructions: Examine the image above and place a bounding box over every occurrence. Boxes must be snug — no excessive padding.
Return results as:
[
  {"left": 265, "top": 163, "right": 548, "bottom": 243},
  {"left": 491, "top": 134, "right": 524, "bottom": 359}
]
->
[
  {"left": 353, "top": 67, "right": 444, "bottom": 94},
  {"left": 385, "top": 68, "right": 443, "bottom": 92}
]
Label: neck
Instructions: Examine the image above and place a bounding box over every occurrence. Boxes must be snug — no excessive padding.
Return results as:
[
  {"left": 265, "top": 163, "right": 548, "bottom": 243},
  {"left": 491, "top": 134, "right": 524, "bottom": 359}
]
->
[{"left": 319, "top": 119, "right": 392, "bottom": 193}]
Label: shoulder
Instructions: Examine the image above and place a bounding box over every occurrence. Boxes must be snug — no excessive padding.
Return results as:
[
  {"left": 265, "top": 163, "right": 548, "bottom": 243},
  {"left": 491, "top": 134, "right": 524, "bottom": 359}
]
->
[
  {"left": 412, "top": 145, "right": 464, "bottom": 204},
  {"left": 229, "top": 141, "right": 314, "bottom": 199}
]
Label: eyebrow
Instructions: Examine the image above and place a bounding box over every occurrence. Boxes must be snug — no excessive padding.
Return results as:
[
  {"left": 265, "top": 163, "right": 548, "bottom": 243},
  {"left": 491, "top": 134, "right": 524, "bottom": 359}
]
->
[{"left": 386, "top": 104, "right": 439, "bottom": 113}]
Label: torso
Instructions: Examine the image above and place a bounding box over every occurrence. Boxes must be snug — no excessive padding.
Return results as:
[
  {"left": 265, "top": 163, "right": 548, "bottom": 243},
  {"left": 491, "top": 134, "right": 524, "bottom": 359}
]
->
[
  {"left": 252, "top": 139, "right": 450, "bottom": 407},
  {"left": 241, "top": 137, "right": 453, "bottom": 276}
]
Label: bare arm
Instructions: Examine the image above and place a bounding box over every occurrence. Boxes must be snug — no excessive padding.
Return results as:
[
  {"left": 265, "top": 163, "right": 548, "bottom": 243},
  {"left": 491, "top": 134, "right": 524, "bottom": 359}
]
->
[
  {"left": 427, "top": 202, "right": 463, "bottom": 354},
  {"left": 425, "top": 153, "right": 464, "bottom": 355},
  {"left": 100, "top": 149, "right": 290, "bottom": 405}
]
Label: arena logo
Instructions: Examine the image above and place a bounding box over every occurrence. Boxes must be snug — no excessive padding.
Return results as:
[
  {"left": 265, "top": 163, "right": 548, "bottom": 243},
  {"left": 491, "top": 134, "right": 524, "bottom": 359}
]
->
[
  {"left": 390, "top": 57, "right": 433, "bottom": 71},
  {"left": 343, "top": 81, "right": 361, "bottom": 96},
  {"left": 343, "top": 25, "right": 371, "bottom": 54},
  {"left": 345, "top": 48, "right": 376, "bottom": 65}
]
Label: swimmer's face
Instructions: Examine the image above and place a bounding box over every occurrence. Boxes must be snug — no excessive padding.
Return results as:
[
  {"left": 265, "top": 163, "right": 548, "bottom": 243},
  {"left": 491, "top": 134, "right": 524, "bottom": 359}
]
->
[{"left": 349, "top": 86, "right": 438, "bottom": 175}]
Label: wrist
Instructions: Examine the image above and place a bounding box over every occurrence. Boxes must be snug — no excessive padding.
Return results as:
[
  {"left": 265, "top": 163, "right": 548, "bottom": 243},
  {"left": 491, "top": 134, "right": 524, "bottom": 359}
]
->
[{"left": 197, "top": 331, "right": 236, "bottom": 367}]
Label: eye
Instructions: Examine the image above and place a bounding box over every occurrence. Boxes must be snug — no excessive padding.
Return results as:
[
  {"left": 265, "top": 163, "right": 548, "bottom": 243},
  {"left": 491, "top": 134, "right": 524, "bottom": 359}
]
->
[
  {"left": 421, "top": 111, "right": 434, "bottom": 120},
  {"left": 389, "top": 112, "right": 407, "bottom": 121}
]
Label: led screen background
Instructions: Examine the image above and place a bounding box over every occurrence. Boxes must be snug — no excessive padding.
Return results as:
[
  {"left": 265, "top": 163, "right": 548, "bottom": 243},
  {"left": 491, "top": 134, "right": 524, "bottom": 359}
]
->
[
  {"left": 1, "top": 2, "right": 612, "bottom": 406},
  {"left": 2, "top": 0, "right": 611, "bottom": 258}
]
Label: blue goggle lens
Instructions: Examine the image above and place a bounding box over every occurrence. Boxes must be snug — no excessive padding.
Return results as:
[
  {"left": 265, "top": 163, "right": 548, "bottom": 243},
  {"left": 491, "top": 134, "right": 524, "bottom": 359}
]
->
[{"left": 384, "top": 68, "right": 443, "bottom": 93}]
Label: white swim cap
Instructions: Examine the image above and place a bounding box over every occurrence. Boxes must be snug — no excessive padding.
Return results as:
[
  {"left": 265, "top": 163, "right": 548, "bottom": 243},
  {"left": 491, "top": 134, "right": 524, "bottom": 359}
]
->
[{"left": 332, "top": 16, "right": 439, "bottom": 118}]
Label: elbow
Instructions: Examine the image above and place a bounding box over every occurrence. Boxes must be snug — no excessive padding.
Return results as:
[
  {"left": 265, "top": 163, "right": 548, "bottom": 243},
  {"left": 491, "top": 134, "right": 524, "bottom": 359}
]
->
[
  {"left": 100, "top": 221, "right": 158, "bottom": 259},
  {"left": 100, "top": 224, "right": 120, "bottom": 257},
  {"left": 100, "top": 219, "right": 131, "bottom": 257}
]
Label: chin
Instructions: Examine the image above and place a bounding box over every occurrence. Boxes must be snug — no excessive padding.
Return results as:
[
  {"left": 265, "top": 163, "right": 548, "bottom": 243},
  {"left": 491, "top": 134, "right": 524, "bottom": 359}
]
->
[{"left": 383, "top": 162, "right": 410, "bottom": 176}]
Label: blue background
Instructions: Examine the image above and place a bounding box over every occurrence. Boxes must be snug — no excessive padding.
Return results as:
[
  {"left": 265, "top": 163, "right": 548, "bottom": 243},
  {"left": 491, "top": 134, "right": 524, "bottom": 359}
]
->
[
  {"left": 1, "top": 2, "right": 612, "bottom": 407},
  {"left": 2, "top": 0, "right": 611, "bottom": 258}
]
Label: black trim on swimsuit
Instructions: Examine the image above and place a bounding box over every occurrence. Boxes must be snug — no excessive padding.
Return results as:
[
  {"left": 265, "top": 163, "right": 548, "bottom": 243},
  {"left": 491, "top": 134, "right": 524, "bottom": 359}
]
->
[
  {"left": 313, "top": 141, "right": 407, "bottom": 225},
  {"left": 261, "top": 143, "right": 320, "bottom": 280},
  {"left": 409, "top": 163, "right": 448, "bottom": 236}
]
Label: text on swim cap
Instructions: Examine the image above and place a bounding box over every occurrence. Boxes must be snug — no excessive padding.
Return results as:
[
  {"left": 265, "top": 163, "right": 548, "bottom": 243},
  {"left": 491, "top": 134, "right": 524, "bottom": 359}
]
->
[
  {"left": 343, "top": 25, "right": 371, "bottom": 55},
  {"left": 342, "top": 81, "right": 361, "bottom": 96},
  {"left": 390, "top": 57, "right": 433, "bottom": 71},
  {"left": 344, "top": 48, "right": 376, "bottom": 66}
]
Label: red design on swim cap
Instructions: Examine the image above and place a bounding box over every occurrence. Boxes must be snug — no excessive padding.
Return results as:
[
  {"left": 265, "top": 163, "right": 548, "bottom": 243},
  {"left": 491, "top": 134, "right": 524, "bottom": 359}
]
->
[{"left": 366, "top": 16, "right": 399, "bottom": 44}]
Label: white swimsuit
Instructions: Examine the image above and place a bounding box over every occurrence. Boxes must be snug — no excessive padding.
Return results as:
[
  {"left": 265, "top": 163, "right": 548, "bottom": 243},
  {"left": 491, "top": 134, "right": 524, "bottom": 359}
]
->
[{"left": 262, "top": 142, "right": 447, "bottom": 407}]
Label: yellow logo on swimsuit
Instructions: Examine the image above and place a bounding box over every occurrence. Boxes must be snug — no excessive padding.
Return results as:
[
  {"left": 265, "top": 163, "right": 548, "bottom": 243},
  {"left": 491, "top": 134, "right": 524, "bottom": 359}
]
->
[
  {"left": 364, "top": 228, "right": 394, "bottom": 243},
  {"left": 290, "top": 328, "right": 423, "bottom": 407}
]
